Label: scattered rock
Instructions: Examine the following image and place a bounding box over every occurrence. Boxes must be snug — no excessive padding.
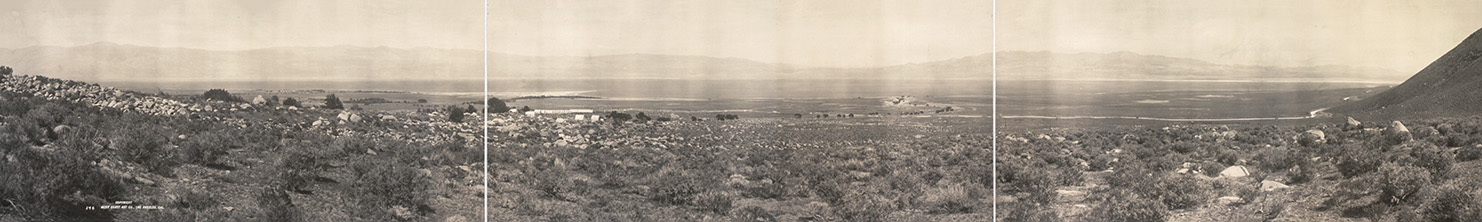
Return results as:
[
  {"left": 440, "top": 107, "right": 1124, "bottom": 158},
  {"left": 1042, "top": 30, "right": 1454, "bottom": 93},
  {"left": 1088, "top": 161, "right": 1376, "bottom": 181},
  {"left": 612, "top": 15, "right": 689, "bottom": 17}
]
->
[
  {"left": 913, "top": 135, "right": 926, "bottom": 139},
  {"left": 1220, "top": 165, "right": 1250, "bottom": 178},
  {"left": 1215, "top": 196, "right": 1244, "bottom": 205},
  {"left": 134, "top": 176, "right": 155, "bottom": 185},
  {"left": 1260, "top": 180, "right": 1290, "bottom": 191}
]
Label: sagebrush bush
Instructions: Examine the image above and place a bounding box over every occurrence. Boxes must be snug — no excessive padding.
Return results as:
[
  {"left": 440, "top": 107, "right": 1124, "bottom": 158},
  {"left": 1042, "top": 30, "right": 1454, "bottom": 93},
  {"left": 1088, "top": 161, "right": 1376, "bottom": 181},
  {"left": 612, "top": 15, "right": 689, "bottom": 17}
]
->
[
  {"left": 1458, "top": 145, "right": 1482, "bottom": 162},
  {"left": 1337, "top": 144, "right": 1385, "bottom": 178},
  {"left": 1401, "top": 142, "right": 1454, "bottom": 180},
  {"left": 0, "top": 148, "right": 124, "bottom": 220},
  {"left": 1378, "top": 163, "right": 1432, "bottom": 205},
  {"left": 919, "top": 183, "right": 980, "bottom": 214},
  {"left": 350, "top": 157, "right": 433, "bottom": 220},
  {"left": 112, "top": 125, "right": 177, "bottom": 175},
  {"left": 1090, "top": 190, "right": 1168, "bottom": 222},
  {"left": 1418, "top": 182, "right": 1482, "bottom": 222}
]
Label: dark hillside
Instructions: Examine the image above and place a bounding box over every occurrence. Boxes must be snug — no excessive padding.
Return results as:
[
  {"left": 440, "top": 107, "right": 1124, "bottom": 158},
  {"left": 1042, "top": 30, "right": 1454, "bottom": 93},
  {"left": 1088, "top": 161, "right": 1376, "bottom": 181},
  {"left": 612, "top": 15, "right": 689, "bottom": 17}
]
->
[{"left": 1330, "top": 27, "right": 1482, "bottom": 118}]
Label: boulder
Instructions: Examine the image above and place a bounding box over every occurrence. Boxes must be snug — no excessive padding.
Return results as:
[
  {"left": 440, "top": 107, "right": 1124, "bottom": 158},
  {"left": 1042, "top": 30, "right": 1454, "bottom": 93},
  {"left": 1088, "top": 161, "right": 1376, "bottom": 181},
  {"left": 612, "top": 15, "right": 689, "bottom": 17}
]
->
[
  {"left": 1386, "top": 121, "right": 1413, "bottom": 142},
  {"left": 1298, "top": 129, "right": 1326, "bottom": 146},
  {"left": 1219, "top": 165, "right": 1250, "bottom": 178},
  {"left": 337, "top": 113, "right": 352, "bottom": 121},
  {"left": 381, "top": 115, "right": 397, "bottom": 120},
  {"left": 1346, "top": 117, "right": 1363, "bottom": 129},
  {"left": 1260, "top": 180, "right": 1290, "bottom": 191},
  {"left": 349, "top": 114, "right": 362, "bottom": 122},
  {"left": 252, "top": 95, "right": 266, "bottom": 104}
]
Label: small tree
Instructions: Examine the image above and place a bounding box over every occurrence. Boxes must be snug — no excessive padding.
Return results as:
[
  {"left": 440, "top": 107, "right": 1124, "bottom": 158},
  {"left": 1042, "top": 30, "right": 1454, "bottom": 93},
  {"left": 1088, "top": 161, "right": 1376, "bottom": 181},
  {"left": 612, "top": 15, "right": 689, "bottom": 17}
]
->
[
  {"left": 636, "top": 112, "right": 651, "bottom": 121},
  {"left": 324, "top": 94, "right": 344, "bottom": 109},
  {"left": 203, "top": 89, "right": 242, "bottom": 102},
  {"left": 0, "top": 66, "right": 12, "bottom": 75},
  {"left": 267, "top": 95, "right": 280, "bottom": 106},
  {"left": 518, "top": 106, "right": 533, "bottom": 113},
  {"left": 417, "top": 99, "right": 427, "bottom": 103},
  {"left": 282, "top": 97, "right": 300, "bottom": 107},
  {"left": 447, "top": 106, "right": 465, "bottom": 122},
  {"left": 465, "top": 104, "right": 478, "bottom": 114},
  {"left": 488, "top": 97, "right": 509, "bottom": 113}
]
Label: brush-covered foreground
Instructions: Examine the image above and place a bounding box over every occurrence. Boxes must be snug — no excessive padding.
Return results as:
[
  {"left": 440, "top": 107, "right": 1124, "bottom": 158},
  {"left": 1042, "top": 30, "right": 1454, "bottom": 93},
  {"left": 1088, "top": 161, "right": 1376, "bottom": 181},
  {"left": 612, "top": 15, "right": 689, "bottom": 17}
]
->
[
  {"left": 1, "top": 75, "right": 483, "bottom": 221},
  {"left": 488, "top": 114, "right": 994, "bottom": 221},
  {"left": 998, "top": 117, "right": 1482, "bottom": 222}
]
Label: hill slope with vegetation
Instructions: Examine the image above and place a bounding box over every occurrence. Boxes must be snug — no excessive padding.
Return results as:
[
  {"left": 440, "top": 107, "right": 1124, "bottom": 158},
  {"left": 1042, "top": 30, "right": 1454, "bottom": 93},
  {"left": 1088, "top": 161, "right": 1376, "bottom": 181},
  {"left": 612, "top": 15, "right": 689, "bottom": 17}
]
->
[{"left": 1331, "top": 27, "right": 1482, "bottom": 118}]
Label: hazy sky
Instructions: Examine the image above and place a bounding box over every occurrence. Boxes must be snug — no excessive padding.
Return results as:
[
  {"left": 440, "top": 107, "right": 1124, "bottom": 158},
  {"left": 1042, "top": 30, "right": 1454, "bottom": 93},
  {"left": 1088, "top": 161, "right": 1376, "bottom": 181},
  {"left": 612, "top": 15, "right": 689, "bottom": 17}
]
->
[
  {"left": 1000, "top": 0, "right": 1482, "bottom": 73},
  {"left": 0, "top": 0, "right": 483, "bottom": 50},
  {"left": 490, "top": 0, "right": 994, "bottom": 68}
]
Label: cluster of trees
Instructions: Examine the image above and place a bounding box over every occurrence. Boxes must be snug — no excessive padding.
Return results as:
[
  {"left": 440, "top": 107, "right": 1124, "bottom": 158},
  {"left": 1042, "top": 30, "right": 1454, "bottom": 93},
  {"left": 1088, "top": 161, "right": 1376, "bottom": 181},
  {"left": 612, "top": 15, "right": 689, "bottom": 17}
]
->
[
  {"left": 1, "top": 66, "right": 13, "bottom": 75},
  {"left": 715, "top": 114, "right": 739, "bottom": 120},
  {"left": 200, "top": 89, "right": 317, "bottom": 108},
  {"left": 813, "top": 113, "right": 855, "bottom": 118}
]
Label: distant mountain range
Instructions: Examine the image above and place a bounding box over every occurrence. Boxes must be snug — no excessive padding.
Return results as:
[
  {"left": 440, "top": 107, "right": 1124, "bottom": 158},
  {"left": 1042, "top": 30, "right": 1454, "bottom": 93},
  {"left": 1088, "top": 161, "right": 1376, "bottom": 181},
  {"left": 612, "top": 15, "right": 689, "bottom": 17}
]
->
[
  {"left": 1330, "top": 27, "right": 1482, "bottom": 118},
  {"left": 0, "top": 42, "right": 1404, "bottom": 82},
  {"left": 995, "top": 51, "right": 1404, "bottom": 82}
]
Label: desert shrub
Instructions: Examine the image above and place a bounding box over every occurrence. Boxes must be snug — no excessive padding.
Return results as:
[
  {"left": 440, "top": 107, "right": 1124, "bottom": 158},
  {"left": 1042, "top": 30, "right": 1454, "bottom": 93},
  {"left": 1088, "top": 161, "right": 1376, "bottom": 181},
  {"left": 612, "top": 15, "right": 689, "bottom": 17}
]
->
[
  {"left": 112, "top": 125, "right": 177, "bottom": 175},
  {"left": 323, "top": 94, "right": 344, "bottom": 109},
  {"left": 1337, "top": 144, "right": 1385, "bottom": 178},
  {"left": 919, "top": 182, "right": 981, "bottom": 214},
  {"left": 607, "top": 112, "right": 633, "bottom": 122},
  {"left": 1201, "top": 161, "right": 1226, "bottom": 177},
  {"left": 1001, "top": 202, "right": 1060, "bottom": 222},
  {"left": 692, "top": 191, "right": 737, "bottom": 215},
  {"left": 349, "top": 156, "right": 433, "bottom": 220},
  {"left": 1089, "top": 190, "right": 1168, "bottom": 222},
  {"left": 1109, "top": 166, "right": 1208, "bottom": 210},
  {"left": 1419, "top": 182, "right": 1482, "bottom": 222},
  {"left": 635, "top": 112, "right": 652, "bottom": 121},
  {"left": 833, "top": 187, "right": 898, "bottom": 222},
  {"left": 1378, "top": 163, "right": 1432, "bottom": 204},
  {"left": 446, "top": 105, "right": 465, "bottom": 122},
  {"left": 0, "top": 148, "right": 125, "bottom": 220},
  {"left": 1168, "top": 142, "right": 1198, "bottom": 154},
  {"left": 175, "top": 132, "right": 232, "bottom": 166},
  {"left": 281, "top": 97, "right": 300, "bottom": 107},
  {"left": 1459, "top": 145, "right": 1482, "bottom": 162},
  {"left": 1253, "top": 146, "right": 1302, "bottom": 172},
  {"left": 258, "top": 187, "right": 296, "bottom": 221},
  {"left": 1087, "top": 153, "right": 1114, "bottom": 171},
  {"left": 1400, "top": 142, "right": 1454, "bottom": 179},
  {"left": 202, "top": 89, "right": 242, "bottom": 102},
  {"left": 1149, "top": 174, "right": 1210, "bottom": 210},
  {"left": 488, "top": 97, "right": 509, "bottom": 113},
  {"left": 1010, "top": 164, "right": 1075, "bottom": 205},
  {"left": 730, "top": 206, "right": 776, "bottom": 221}
]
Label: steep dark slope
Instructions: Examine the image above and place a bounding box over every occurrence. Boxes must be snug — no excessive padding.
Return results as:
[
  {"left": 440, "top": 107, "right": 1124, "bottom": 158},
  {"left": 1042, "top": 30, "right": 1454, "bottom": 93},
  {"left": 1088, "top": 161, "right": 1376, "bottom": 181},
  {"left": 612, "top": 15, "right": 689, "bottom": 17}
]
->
[{"left": 1330, "top": 27, "right": 1482, "bottom": 117}]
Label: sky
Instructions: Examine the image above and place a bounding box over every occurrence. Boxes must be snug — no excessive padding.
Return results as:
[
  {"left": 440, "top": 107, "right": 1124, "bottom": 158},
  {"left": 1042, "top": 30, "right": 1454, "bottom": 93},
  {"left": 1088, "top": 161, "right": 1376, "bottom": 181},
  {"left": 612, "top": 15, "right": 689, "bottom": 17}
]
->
[
  {"left": 999, "top": 0, "right": 1482, "bottom": 73},
  {"left": 0, "top": 0, "right": 483, "bottom": 50},
  {"left": 490, "top": 0, "right": 995, "bottom": 68}
]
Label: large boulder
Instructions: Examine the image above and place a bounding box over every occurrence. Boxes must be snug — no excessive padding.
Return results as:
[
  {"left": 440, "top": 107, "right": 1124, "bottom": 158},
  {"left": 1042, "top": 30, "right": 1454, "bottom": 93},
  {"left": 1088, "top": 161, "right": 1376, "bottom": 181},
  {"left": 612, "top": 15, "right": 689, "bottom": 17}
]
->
[
  {"left": 252, "top": 95, "right": 267, "bottom": 104},
  {"left": 1298, "top": 129, "right": 1326, "bottom": 147},
  {"left": 1386, "top": 121, "right": 1413, "bottom": 142},
  {"left": 1220, "top": 165, "right": 1250, "bottom": 178},
  {"left": 1346, "top": 117, "right": 1363, "bottom": 129}
]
